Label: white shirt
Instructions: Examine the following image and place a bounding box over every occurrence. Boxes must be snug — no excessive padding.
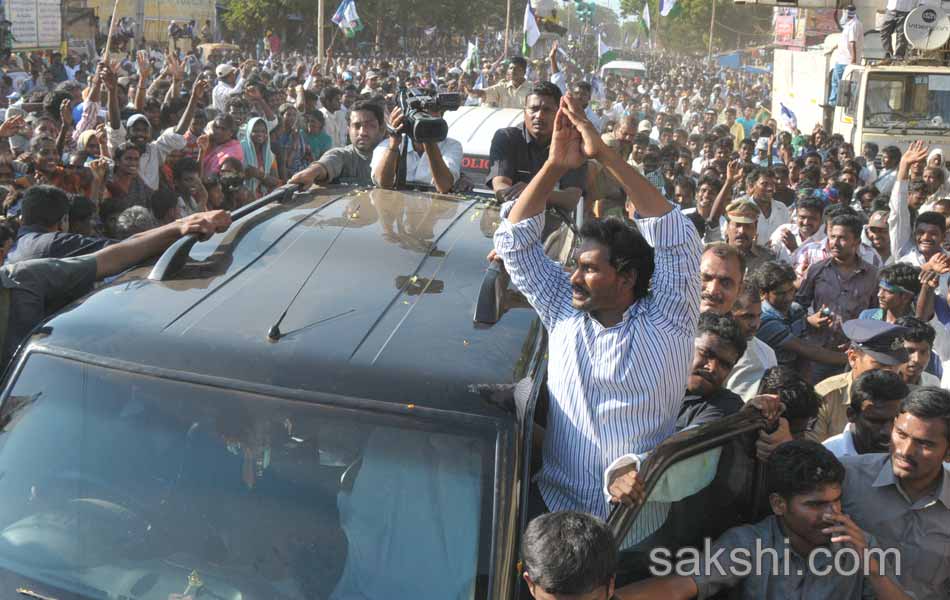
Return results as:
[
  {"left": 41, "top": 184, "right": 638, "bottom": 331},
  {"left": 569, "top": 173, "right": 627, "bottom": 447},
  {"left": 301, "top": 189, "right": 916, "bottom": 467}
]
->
[
  {"left": 833, "top": 17, "right": 864, "bottom": 65},
  {"left": 824, "top": 423, "right": 858, "bottom": 458},
  {"left": 212, "top": 75, "right": 245, "bottom": 112},
  {"left": 725, "top": 338, "right": 777, "bottom": 403},
  {"left": 755, "top": 199, "right": 791, "bottom": 243},
  {"left": 106, "top": 124, "right": 186, "bottom": 191},
  {"left": 769, "top": 224, "right": 825, "bottom": 265},
  {"left": 321, "top": 107, "right": 349, "bottom": 149},
  {"left": 495, "top": 206, "right": 700, "bottom": 547},
  {"left": 370, "top": 137, "right": 462, "bottom": 187}
]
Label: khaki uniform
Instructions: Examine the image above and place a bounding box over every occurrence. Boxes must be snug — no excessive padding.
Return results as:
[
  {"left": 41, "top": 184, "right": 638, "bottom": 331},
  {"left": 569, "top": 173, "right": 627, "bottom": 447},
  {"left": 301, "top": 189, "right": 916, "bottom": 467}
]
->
[
  {"left": 805, "top": 371, "right": 852, "bottom": 443},
  {"left": 481, "top": 80, "right": 531, "bottom": 109}
]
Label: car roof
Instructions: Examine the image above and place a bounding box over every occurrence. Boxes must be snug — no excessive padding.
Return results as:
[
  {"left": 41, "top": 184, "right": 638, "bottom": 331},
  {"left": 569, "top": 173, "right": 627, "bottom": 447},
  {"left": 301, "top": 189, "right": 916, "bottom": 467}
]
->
[
  {"left": 27, "top": 186, "right": 543, "bottom": 420},
  {"left": 445, "top": 106, "right": 524, "bottom": 159},
  {"left": 600, "top": 60, "right": 646, "bottom": 76}
]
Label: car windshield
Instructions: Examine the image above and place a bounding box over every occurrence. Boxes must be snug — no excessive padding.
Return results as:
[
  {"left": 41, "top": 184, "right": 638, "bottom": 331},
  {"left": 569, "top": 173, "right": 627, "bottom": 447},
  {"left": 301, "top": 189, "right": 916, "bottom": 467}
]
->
[
  {"left": 0, "top": 353, "right": 494, "bottom": 599},
  {"left": 864, "top": 72, "right": 950, "bottom": 130}
]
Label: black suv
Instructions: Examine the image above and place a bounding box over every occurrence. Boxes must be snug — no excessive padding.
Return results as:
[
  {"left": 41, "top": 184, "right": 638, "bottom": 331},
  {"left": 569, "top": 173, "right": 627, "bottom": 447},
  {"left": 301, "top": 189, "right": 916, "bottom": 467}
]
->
[{"left": 0, "top": 185, "right": 771, "bottom": 600}]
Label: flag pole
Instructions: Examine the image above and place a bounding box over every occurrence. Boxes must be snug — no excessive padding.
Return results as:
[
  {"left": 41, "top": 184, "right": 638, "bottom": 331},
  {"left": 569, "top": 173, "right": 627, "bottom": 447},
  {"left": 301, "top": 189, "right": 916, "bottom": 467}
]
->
[
  {"left": 503, "top": 0, "right": 511, "bottom": 55},
  {"left": 101, "top": 0, "right": 121, "bottom": 60},
  {"left": 317, "top": 0, "right": 325, "bottom": 64},
  {"left": 706, "top": 0, "right": 716, "bottom": 60}
]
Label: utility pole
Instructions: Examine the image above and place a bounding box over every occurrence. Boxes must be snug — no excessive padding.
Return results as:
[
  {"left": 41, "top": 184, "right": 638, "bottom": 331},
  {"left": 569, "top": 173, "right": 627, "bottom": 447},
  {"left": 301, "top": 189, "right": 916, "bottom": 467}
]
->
[
  {"left": 317, "top": 0, "right": 325, "bottom": 64},
  {"left": 706, "top": 0, "right": 716, "bottom": 59},
  {"left": 504, "top": 0, "right": 511, "bottom": 54}
]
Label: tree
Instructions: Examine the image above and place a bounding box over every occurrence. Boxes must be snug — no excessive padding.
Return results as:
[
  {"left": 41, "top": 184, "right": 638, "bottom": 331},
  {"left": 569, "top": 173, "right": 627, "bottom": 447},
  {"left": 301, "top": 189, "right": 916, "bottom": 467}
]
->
[
  {"left": 617, "top": 0, "right": 773, "bottom": 53},
  {"left": 222, "top": 0, "right": 509, "bottom": 49}
]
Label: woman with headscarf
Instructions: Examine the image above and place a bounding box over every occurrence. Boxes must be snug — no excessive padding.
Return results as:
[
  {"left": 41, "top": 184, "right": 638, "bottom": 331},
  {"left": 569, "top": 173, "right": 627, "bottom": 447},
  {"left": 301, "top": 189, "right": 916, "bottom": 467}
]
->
[
  {"left": 928, "top": 148, "right": 949, "bottom": 196},
  {"left": 240, "top": 117, "right": 282, "bottom": 198}
]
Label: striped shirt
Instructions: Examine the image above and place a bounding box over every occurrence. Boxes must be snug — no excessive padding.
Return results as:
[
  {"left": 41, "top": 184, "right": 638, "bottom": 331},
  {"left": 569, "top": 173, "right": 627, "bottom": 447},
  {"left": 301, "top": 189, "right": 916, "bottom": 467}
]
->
[{"left": 494, "top": 204, "right": 701, "bottom": 544}]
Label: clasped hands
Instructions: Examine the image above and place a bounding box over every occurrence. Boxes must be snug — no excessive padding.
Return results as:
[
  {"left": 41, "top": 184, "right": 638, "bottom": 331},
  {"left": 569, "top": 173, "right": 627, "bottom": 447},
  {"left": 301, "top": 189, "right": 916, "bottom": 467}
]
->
[{"left": 546, "top": 94, "right": 608, "bottom": 173}]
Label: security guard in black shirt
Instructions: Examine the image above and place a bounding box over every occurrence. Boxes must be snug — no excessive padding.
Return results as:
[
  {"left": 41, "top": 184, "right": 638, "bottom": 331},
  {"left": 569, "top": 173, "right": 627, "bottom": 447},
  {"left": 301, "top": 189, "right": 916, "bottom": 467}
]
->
[
  {"left": 486, "top": 81, "right": 590, "bottom": 215},
  {"left": 0, "top": 210, "right": 231, "bottom": 367}
]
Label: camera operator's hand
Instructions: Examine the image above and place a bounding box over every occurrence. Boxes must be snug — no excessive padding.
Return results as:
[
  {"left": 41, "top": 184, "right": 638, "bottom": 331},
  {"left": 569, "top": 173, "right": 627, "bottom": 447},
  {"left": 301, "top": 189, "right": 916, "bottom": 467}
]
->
[{"left": 387, "top": 106, "right": 405, "bottom": 148}]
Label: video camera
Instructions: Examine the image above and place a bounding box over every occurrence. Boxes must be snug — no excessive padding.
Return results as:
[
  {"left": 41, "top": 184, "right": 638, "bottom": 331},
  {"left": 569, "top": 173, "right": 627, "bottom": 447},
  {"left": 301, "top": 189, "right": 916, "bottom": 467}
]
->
[{"left": 391, "top": 87, "right": 461, "bottom": 144}]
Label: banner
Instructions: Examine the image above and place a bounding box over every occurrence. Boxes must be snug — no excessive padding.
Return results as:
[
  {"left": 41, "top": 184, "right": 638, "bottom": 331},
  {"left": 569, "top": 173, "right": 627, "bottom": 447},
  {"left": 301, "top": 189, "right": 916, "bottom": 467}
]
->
[{"left": 5, "top": 0, "right": 61, "bottom": 50}]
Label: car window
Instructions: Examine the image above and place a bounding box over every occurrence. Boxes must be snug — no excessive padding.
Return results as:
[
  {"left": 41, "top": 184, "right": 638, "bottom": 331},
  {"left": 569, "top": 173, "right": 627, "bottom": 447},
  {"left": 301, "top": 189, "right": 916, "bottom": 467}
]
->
[
  {"left": 0, "top": 353, "right": 495, "bottom": 600},
  {"left": 614, "top": 432, "right": 764, "bottom": 583}
]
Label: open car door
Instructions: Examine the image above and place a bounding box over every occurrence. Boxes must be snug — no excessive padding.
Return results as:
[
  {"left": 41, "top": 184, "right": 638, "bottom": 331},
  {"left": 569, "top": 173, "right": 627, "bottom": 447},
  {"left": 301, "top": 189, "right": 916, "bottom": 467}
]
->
[{"left": 607, "top": 410, "right": 774, "bottom": 585}]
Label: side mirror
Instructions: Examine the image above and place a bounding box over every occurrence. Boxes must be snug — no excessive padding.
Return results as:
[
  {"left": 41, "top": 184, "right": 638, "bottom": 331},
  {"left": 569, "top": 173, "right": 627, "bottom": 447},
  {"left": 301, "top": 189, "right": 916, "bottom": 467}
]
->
[
  {"left": 474, "top": 261, "right": 508, "bottom": 325},
  {"left": 836, "top": 82, "right": 853, "bottom": 108}
]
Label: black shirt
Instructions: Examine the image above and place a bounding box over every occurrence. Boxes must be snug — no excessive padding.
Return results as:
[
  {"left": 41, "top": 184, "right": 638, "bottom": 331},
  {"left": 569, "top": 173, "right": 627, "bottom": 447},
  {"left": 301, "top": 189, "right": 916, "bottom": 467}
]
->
[
  {"left": 676, "top": 388, "right": 744, "bottom": 431},
  {"left": 1, "top": 256, "right": 98, "bottom": 366},
  {"left": 486, "top": 124, "right": 587, "bottom": 192},
  {"left": 7, "top": 225, "right": 113, "bottom": 264}
]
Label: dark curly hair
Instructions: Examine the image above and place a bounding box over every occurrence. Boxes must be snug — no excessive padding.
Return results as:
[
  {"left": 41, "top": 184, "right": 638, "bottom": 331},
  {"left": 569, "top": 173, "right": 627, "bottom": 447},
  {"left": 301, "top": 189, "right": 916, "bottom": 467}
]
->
[
  {"left": 579, "top": 217, "right": 655, "bottom": 301},
  {"left": 768, "top": 440, "right": 844, "bottom": 499},
  {"left": 698, "top": 311, "right": 748, "bottom": 357},
  {"left": 757, "top": 366, "right": 821, "bottom": 423},
  {"left": 751, "top": 260, "right": 795, "bottom": 293}
]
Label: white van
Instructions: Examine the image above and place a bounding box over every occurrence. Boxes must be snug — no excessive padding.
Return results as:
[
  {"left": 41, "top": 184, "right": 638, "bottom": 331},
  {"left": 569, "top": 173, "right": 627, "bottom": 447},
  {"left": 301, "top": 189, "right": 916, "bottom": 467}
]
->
[{"left": 599, "top": 60, "right": 647, "bottom": 80}]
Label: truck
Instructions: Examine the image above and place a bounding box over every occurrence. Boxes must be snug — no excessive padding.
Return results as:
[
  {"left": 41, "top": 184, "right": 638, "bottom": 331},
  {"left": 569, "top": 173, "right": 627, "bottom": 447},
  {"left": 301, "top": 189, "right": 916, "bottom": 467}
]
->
[{"left": 770, "top": 3, "right": 950, "bottom": 152}]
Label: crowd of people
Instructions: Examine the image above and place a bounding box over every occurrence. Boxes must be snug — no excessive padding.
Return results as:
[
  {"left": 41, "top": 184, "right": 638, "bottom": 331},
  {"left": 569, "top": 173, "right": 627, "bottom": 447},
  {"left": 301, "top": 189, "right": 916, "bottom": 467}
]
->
[{"left": 0, "top": 19, "right": 945, "bottom": 599}]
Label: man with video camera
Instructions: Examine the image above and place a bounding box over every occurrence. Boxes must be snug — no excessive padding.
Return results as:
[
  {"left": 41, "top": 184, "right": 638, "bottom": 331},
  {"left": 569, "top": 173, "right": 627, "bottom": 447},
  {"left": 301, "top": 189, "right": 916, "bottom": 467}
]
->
[{"left": 371, "top": 102, "right": 462, "bottom": 194}]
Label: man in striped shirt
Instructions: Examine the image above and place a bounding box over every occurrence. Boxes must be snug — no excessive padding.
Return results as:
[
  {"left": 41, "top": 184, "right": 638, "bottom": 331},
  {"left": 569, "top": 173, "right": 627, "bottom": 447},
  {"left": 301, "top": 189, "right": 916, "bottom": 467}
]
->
[{"left": 493, "top": 95, "right": 701, "bottom": 543}]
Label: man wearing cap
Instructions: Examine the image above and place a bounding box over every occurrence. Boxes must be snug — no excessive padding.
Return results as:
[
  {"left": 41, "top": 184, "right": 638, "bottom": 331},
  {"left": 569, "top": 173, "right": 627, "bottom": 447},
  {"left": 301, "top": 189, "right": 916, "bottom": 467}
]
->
[
  {"left": 212, "top": 60, "right": 253, "bottom": 113},
  {"left": 751, "top": 137, "right": 771, "bottom": 167},
  {"left": 360, "top": 70, "right": 380, "bottom": 96},
  {"left": 464, "top": 56, "right": 531, "bottom": 109},
  {"left": 104, "top": 67, "right": 207, "bottom": 192},
  {"left": 806, "top": 319, "right": 909, "bottom": 443},
  {"left": 724, "top": 198, "right": 774, "bottom": 276}
]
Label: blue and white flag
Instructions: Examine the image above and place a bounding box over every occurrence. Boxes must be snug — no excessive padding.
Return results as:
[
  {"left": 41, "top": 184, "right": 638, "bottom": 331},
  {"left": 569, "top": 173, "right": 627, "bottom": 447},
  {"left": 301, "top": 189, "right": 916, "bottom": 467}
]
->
[
  {"left": 779, "top": 102, "right": 797, "bottom": 130},
  {"left": 473, "top": 72, "right": 485, "bottom": 89},
  {"left": 331, "top": 0, "right": 364, "bottom": 38}
]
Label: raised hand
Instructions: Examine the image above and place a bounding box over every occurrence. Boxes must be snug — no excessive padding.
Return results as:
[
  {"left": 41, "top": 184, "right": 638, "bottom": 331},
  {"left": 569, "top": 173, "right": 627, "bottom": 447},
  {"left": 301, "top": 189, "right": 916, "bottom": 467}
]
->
[
  {"left": 88, "top": 157, "right": 110, "bottom": 181},
  {"left": 547, "top": 98, "right": 585, "bottom": 172},
  {"left": 726, "top": 158, "right": 742, "bottom": 184},
  {"left": 924, "top": 251, "right": 950, "bottom": 274},
  {"left": 136, "top": 50, "right": 151, "bottom": 79},
  {"left": 0, "top": 114, "right": 25, "bottom": 138},
  {"left": 902, "top": 140, "right": 929, "bottom": 167},
  {"left": 558, "top": 94, "right": 606, "bottom": 162},
  {"left": 191, "top": 77, "right": 210, "bottom": 99},
  {"left": 59, "top": 98, "right": 73, "bottom": 129}
]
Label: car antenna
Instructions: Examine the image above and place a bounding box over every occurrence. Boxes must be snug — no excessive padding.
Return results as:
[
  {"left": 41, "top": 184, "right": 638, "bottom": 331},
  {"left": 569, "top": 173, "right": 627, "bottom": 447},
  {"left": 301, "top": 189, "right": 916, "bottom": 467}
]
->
[{"left": 267, "top": 224, "right": 347, "bottom": 342}]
